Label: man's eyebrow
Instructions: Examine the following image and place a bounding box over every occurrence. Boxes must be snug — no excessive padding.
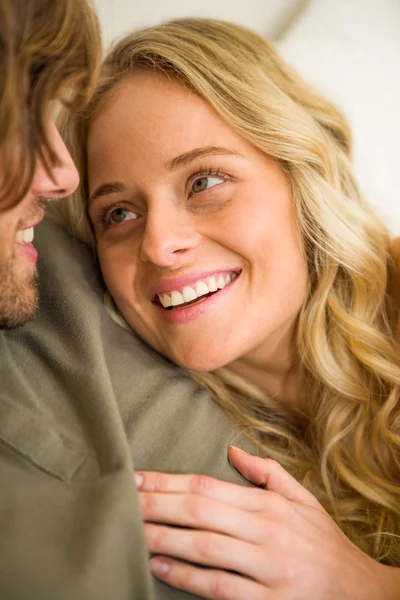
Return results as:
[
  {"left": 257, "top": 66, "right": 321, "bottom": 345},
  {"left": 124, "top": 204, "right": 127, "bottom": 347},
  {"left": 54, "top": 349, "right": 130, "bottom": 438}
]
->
[
  {"left": 165, "top": 146, "right": 243, "bottom": 171},
  {"left": 89, "top": 182, "right": 127, "bottom": 205}
]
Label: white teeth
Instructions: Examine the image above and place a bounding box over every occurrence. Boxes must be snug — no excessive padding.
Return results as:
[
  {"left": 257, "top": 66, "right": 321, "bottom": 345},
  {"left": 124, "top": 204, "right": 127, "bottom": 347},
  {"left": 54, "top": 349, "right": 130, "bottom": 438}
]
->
[
  {"left": 171, "top": 290, "right": 184, "bottom": 307},
  {"left": 160, "top": 293, "right": 172, "bottom": 308},
  {"left": 195, "top": 281, "right": 209, "bottom": 298},
  {"left": 208, "top": 276, "right": 218, "bottom": 292},
  {"left": 217, "top": 274, "right": 226, "bottom": 289},
  {"left": 156, "top": 272, "right": 239, "bottom": 309},
  {"left": 15, "top": 226, "right": 34, "bottom": 244},
  {"left": 25, "top": 227, "right": 34, "bottom": 243},
  {"left": 182, "top": 286, "right": 197, "bottom": 303}
]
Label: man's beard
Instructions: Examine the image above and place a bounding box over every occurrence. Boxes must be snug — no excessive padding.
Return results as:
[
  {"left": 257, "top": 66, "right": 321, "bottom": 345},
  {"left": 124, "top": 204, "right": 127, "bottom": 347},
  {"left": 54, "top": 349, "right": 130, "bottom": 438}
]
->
[{"left": 0, "top": 258, "right": 39, "bottom": 329}]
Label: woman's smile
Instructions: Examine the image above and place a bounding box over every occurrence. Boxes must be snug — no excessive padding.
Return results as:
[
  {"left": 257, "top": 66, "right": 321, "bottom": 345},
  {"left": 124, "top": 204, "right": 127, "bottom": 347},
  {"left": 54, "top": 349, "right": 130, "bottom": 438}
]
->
[{"left": 152, "top": 269, "right": 241, "bottom": 325}]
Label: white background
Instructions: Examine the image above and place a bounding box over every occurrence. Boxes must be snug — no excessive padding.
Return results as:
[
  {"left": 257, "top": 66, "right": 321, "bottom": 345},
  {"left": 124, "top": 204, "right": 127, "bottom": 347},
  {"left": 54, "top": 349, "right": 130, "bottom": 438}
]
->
[{"left": 91, "top": 0, "right": 304, "bottom": 49}]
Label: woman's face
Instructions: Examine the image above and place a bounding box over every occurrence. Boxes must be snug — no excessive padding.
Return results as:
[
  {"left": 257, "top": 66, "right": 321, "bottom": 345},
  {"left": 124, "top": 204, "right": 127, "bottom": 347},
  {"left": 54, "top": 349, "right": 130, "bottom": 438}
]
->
[{"left": 88, "top": 71, "right": 308, "bottom": 371}]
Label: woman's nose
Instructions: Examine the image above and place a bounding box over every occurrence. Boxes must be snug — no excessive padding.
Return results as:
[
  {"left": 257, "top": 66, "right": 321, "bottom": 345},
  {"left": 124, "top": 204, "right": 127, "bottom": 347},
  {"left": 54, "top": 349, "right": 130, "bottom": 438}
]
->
[
  {"left": 31, "top": 123, "right": 79, "bottom": 199},
  {"left": 140, "top": 201, "right": 201, "bottom": 267}
]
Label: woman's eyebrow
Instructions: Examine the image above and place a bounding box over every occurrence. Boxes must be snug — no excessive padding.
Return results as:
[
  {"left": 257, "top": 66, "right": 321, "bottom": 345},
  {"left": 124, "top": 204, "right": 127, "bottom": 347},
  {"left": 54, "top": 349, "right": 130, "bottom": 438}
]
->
[
  {"left": 165, "top": 146, "right": 243, "bottom": 171},
  {"left": 89, "top": 181, "right": 127, "bottom": 206}
]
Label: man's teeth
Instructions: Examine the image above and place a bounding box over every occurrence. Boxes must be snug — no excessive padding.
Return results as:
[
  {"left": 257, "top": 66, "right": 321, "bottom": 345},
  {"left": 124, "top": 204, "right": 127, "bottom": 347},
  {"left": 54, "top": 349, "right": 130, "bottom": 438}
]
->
[
  {"left": 158, "top": 272, "right": 238, "bottom": 309},
  {"left": 15, "top": 227, "right": 34, "bottom": 244}
]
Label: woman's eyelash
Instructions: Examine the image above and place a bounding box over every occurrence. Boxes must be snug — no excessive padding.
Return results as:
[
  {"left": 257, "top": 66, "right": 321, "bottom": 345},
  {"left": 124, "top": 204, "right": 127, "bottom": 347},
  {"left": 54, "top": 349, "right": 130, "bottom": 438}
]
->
[
  {"left": 188, "top": 167, "right": 230, "bottom": 194},
  {"left": 190, "top": 167, "right": 228, "bottom": 181},
  {"left": 92, "top": 200, "right": 134, "bottom": 228}
]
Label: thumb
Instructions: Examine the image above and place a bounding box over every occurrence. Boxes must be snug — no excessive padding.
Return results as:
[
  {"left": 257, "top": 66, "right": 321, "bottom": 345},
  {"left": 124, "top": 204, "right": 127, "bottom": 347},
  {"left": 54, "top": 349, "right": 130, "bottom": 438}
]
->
[{"left": 228, "top": 446, "right": 324, "bottom": 511}]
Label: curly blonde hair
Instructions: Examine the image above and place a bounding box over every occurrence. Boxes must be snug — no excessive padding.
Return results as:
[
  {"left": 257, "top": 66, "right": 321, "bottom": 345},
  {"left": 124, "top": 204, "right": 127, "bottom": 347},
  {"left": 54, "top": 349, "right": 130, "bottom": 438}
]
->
[{"left": 60, "top": 18, "right": 400, "bottom": 564}]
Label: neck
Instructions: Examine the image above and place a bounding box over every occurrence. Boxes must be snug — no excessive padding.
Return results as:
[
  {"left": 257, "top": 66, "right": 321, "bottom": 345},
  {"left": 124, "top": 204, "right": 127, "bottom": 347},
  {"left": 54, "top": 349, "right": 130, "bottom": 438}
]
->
[{"left": 227, "top": 323, "right": 300, "bottom": 407}]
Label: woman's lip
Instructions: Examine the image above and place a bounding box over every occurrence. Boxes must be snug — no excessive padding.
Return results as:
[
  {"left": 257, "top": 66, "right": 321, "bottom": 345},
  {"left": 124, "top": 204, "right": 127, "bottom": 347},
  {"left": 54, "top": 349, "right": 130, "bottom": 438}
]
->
[
  {"left": 154, "top": 275, "right": 238, "bottom": 325},
  {"left": 150, "top": 268, "right": 242, "bottom": 298}
]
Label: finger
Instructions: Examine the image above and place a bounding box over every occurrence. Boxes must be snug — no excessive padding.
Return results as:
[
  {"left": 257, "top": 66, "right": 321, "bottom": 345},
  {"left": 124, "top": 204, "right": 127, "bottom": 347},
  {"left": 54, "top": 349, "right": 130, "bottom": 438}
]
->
[
  {"left": 228, "top": 447, "right": 324, "bottom": 511},
  {"left": 139, "top": 491, "right": 265, "bottom": 544},
  {"left": 135, "top": 470, "right": 270, "bottom": 512},
  {"left": 150, "top": 556, "right": 268, "bottom": 600},
  {"left": 145, "top": 524, "right": 274, "bottom": 585}
]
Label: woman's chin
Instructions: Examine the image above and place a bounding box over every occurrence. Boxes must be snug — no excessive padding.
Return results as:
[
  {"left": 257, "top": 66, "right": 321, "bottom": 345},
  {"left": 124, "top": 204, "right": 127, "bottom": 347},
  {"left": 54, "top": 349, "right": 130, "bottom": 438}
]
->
[{"left": 168, "top": 350, "right": 230, "bottom": 373}]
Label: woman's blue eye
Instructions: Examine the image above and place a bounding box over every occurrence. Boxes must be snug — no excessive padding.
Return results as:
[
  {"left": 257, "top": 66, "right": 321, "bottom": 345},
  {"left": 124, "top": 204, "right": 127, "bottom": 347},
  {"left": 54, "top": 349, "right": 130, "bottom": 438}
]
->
[
  {"left": 191, "top": 176, "right": 223, "bottom": 194},
  {"left": 109, "top": 208, "right": 138, "bottom": 224}
]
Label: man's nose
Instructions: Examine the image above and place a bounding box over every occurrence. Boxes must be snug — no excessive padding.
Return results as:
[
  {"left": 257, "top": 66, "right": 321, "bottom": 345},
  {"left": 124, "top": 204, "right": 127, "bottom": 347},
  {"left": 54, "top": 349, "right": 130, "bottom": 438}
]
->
[{"left": 31, "top": 123, "right": 79, "bottom": 200}]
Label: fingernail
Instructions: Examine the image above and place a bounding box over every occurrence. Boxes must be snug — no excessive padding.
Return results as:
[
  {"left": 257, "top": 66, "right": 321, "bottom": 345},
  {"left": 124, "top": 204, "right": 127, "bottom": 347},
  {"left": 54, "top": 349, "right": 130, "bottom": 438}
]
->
[
  {"left": 229, "top": 445, "right": 246, "bottom": 453},
  {"left": 150, "top": 557, "right": 169, "bottom": 575},
  {"left": 134, "top": 473, "right": 144, "bottom": 488}
]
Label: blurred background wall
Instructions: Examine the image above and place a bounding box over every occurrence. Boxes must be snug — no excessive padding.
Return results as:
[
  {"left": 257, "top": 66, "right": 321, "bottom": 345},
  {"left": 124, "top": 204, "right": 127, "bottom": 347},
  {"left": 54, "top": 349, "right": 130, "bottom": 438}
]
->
[
  {"left": 91, "top": 0, "right": 400, "bottom": 232},
  {"left": 92, "top": 0, "right": 306, "bottom": 49}
]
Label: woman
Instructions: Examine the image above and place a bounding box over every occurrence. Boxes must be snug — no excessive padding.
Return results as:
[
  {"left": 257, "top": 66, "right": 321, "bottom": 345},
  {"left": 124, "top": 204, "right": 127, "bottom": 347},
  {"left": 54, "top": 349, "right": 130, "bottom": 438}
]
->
[{"left": 61, "top": 18, "right": 400, "bottom": 599}]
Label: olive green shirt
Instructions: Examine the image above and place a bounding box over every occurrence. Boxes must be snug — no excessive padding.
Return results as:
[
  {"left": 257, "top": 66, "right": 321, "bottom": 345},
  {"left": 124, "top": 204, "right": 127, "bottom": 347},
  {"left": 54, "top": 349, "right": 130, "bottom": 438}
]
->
[{"left": 0, "top": 207, "right": 255, "bottom": 599}]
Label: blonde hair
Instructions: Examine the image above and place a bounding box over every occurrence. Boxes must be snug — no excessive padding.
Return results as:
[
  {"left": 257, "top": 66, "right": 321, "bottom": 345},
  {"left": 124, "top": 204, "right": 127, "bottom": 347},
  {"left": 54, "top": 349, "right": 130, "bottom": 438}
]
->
[
  {"left": 60, "top": 18, "right": 400, "bottom": 564},
  {"left": 0, "top": 0, "right": 101, "bottom": 210}
]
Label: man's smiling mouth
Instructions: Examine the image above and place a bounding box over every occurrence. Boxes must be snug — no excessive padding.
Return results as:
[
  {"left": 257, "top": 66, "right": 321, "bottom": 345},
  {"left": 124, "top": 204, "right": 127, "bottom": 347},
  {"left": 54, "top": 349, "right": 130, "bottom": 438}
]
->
[{"left": 15, "top": 226, "right": 35, "bottom": 244}]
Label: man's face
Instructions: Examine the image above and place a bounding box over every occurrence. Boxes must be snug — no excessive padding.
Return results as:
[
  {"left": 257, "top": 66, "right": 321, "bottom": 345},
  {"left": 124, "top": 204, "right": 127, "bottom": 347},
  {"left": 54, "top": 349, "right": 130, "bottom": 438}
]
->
[{"left": 0, "top": 122, "right": 79, "bottom": 329}]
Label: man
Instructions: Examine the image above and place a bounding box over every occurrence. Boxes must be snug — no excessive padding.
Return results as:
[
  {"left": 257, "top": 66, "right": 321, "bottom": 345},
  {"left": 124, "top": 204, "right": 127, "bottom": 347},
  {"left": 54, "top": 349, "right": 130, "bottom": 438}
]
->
[
  {"left": 0, "top": 2, "right": 255, "bottom": 598},
  {"left": 0, "top": 0, "right": 100, "bottom": 329},
  {"left": 0, "top": 126, "right": 79, "bottom": 328}
]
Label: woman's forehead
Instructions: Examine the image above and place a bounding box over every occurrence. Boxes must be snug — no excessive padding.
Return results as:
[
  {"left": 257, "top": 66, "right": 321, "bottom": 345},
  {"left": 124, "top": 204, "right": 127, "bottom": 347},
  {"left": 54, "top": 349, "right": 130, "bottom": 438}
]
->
[
  {"left": 90, "top": 72, "right": 215, "bottom": 132},
  {"left": 87, "top": 72, "right": 251, "bottom": 168}
]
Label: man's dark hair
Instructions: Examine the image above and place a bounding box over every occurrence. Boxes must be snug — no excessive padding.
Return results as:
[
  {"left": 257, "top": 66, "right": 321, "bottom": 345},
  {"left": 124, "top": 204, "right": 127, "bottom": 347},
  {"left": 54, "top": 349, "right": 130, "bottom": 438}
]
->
[{"left": 0, "top": 0, "right": 101, "bottom": 210}]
